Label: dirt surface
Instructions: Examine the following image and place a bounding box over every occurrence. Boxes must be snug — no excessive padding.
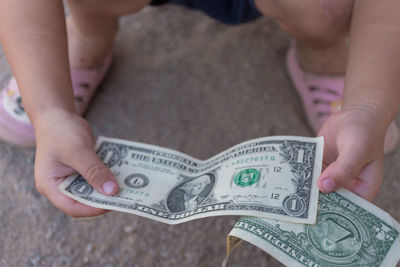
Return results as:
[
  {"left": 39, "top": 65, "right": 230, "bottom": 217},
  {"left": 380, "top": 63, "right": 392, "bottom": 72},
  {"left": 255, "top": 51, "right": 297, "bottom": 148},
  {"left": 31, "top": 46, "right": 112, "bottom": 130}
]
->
[{"left": 1, "top": 4, "right": 399, "bottom": 267}]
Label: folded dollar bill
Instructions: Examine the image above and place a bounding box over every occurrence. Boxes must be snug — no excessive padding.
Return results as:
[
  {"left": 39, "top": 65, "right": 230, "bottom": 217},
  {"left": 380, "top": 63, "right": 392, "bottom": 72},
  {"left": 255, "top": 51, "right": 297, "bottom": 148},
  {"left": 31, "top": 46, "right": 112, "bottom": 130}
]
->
[
  {"left": 226, "top": 189, "right": 400, "bottom": 267},
  {"left": 59, "top": 135, "right": 323, "bottom": 224}
]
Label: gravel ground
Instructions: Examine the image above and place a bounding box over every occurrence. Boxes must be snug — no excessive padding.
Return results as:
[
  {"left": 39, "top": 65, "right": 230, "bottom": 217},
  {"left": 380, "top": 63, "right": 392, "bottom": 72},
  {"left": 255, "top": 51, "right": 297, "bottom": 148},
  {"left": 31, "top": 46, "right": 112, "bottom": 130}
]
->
[{"left": 1, "top": 4, "right": 399, "bottom": 267}]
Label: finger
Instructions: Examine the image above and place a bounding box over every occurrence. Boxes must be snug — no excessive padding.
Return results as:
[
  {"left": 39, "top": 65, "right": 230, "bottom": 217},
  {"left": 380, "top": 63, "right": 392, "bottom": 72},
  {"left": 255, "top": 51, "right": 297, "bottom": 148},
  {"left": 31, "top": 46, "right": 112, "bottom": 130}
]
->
[
  {"left": 318, "top": 144, "right": 368, "bottom": 193},
  {"left": 45, "top": 185, "right": 108, "bottom": 218},
  {"left": 66, "top": 148, "right": 119, "bottom": 196},
  {"left": 346, "top": 157, "right": 383, "bottom": 201}
]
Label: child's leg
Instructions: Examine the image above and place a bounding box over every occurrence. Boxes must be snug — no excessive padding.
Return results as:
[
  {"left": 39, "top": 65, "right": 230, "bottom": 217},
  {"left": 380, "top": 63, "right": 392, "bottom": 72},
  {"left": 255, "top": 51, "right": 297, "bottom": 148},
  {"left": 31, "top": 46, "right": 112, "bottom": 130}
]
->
[
  {"left": 66, "top": 0, "right": 152, "bottom": 68},
  {"left": 255, "top": 0, "right": 399, "bottom": 153},
  {"left": 255, "top": 0, "right": 352, "bottom": 74},
  {"left": 0, "top": 0, "right": 153, "bottom": 147}
]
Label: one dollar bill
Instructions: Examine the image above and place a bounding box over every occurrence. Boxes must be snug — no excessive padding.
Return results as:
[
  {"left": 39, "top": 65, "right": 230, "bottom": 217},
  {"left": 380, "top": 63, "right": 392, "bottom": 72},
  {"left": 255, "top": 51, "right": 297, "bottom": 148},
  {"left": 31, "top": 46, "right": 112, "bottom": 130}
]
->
[
  {"left": 226, "top": 189, "right": 400, "bottom": 267},
  {"left": 59, "top": 135, "right": 323, "bottom": 224}
]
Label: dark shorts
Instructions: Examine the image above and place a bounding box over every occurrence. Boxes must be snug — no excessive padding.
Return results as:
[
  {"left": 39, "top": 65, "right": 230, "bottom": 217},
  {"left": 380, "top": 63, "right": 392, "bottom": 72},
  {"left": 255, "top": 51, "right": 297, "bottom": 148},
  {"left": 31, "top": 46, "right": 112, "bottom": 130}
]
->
[{"left": 151, "top": 0, "right": 262, "bottom": 25}]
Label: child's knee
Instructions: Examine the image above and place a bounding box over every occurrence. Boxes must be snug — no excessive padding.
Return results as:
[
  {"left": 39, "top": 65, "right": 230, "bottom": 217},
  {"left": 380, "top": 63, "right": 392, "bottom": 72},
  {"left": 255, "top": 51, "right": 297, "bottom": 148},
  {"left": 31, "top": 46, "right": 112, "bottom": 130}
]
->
[{"left": 255, "top": 0, "right": 353, "bottom": 45}]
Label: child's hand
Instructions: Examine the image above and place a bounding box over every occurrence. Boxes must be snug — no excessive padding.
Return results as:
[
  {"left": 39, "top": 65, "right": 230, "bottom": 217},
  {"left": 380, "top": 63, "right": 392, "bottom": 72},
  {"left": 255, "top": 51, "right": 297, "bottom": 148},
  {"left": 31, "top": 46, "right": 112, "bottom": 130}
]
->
[
  {"left": 33, "top": 109, "right": 119, "bottom": 217},
  {"left": 317, "top": 106, "right": 386, "bottom": 201}
]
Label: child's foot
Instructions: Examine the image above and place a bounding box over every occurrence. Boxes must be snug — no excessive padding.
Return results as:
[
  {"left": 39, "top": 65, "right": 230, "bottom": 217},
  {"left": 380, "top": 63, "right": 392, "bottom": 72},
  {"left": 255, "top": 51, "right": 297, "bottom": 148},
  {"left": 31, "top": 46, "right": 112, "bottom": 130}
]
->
[
  {"left": 67, "top": 16, "right": 116, "bottom": 69},
  {"left": 0, "top": 51, "right": 112, "bottom": 147},
  {"left": 286, "top": 40, "right": 399, "bottom": 154}
]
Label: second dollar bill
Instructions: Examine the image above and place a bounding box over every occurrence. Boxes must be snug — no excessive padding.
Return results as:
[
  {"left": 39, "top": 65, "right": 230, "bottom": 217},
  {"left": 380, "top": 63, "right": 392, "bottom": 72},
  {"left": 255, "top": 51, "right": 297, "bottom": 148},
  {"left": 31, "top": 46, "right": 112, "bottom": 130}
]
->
[{"left": 59, "top": 135, "right": 323, "bottom": 224}]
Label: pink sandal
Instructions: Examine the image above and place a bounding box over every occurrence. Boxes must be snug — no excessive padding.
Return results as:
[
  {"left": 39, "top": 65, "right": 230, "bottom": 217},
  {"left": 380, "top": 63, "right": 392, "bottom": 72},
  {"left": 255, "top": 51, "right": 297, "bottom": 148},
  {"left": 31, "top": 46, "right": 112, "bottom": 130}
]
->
[
  {"left": 286, "top": 41, "right": 399, "bottom": 154},
  {"left": 0, "top": 52, "right": 112, "bottom": 147}
]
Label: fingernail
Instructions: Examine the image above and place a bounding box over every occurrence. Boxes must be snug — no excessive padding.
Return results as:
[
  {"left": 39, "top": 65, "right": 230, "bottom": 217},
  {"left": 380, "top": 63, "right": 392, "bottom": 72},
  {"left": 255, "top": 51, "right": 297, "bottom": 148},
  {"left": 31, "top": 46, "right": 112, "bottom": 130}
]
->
[
  {"left": 322, "top": 178, "right": 336, "bottom": 192},
  {"left": 102, "top": 181, "right": 117, "bottom": 195}
]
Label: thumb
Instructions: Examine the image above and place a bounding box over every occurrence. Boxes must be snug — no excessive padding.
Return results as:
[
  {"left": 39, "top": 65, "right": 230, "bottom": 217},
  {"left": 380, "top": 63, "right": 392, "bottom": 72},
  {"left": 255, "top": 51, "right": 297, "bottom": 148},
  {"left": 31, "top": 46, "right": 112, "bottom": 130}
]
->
[
  {"left": 318, "top": 144, "right": 367, "bottom": 193},
  {"left": 67, "top": 147, "right": 119, "bottom": 196}
]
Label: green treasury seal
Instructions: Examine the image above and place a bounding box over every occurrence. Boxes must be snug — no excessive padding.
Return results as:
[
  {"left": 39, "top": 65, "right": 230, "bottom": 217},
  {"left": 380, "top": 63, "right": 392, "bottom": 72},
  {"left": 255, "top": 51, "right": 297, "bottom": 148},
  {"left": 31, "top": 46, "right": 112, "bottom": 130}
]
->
[{"left": 234, "top": 168, "right": 260, "bottom": 187}]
